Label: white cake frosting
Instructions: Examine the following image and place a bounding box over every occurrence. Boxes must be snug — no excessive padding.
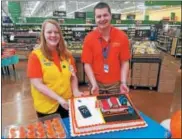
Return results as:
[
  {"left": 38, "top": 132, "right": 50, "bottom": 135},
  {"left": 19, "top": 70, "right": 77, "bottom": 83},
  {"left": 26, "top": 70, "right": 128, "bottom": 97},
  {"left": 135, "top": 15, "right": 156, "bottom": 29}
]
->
[{"left": 74, "top": 96, "right": 105, "bottom": 127}]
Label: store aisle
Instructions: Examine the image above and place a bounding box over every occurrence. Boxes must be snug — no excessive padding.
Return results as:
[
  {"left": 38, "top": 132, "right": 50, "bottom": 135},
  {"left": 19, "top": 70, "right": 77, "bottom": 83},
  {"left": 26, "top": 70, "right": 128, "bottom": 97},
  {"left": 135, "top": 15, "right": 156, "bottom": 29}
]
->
[{"left": 1, "top": 54, "right": 180, "bottom": 132}]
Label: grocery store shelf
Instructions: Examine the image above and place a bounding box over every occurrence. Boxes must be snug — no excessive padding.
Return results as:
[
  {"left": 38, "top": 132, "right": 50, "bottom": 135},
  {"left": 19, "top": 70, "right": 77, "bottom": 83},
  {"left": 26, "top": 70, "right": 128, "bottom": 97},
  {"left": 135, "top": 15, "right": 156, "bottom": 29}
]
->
[
  {"left": 157, "top": 40, "right": 171, "bottom": 44},
  {"left": 157, "top": 45, "right": 167, "bottom": 51},
  {"left": 175, "top": 53, "right": 182, "bottom": 56}
]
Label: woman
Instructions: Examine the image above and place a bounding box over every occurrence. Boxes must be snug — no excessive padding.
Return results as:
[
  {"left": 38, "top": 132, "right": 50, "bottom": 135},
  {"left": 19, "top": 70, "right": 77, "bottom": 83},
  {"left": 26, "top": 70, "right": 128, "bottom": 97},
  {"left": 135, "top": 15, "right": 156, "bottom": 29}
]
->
[{"left": 27, "top": 19, "right": 83, "bottom": 118}]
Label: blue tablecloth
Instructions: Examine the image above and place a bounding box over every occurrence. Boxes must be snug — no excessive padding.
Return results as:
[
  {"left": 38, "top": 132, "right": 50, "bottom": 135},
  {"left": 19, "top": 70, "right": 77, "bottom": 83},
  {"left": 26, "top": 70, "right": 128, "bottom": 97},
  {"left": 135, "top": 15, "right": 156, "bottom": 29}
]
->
[
  {"left": 1, "top": 55, "right": 19, "bottom": 67},
  {"left": 63, "top": 112, "right": 171, "bottom": 138}
]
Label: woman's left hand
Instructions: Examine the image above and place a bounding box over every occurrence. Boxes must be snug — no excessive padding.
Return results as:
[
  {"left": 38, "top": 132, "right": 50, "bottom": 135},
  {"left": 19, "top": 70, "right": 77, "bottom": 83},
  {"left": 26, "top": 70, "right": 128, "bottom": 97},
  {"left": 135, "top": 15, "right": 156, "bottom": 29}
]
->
[{"left": 73, "top": 90, "right": 84, "bottom": 97}]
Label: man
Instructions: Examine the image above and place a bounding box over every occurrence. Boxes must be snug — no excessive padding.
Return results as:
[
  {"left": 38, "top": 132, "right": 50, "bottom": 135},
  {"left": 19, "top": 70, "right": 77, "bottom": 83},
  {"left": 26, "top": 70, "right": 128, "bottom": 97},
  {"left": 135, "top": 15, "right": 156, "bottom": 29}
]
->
[{"left": 81, "top": 2, "right": 131, "bottom": 94}]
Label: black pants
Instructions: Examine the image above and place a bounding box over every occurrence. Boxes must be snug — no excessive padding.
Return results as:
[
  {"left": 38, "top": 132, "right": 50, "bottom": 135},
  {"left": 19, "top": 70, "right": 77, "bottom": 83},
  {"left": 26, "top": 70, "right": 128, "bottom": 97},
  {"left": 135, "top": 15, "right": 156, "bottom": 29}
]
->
[{"left": 36, "top": 105, "right": 68, "bottom": 118}]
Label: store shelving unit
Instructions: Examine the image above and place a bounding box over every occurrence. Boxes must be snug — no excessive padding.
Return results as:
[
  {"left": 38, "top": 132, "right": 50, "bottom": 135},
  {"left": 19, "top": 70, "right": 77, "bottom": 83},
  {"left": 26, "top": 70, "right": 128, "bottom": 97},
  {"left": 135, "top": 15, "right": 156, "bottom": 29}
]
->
[
  {"left": 2, "top": 23, "right": 15, "bottom": 36},
  {"left": 2, "top": 23, "right": 40, "bottom": 59},
  {"left": 61, "top": 24, "right": 94, "bottom": 43},
  {"left": 130, "top": 41, "right": 162, "bottom": 90},
  {"left": 2, "top": 23, "right": 152, "bottom": 83},
  {"left": 156, "top": 29, "right": 173, "bottom": 52},
  {"left": 130, "top": 56, "right": 162, "bottom": 90},
  {"left": 156, "top": 24, "right": 181, "bottom": 57},
  {"left": 170, "top": 37, "right": 182, "bottom": 57}
]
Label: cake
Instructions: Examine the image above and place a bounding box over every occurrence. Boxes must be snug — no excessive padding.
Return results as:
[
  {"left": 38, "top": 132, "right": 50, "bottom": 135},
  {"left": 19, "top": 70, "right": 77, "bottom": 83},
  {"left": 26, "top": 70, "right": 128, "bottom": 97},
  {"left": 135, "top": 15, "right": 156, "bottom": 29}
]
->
[{"left": 69, "top": 93, "right": 147, "bottom": 137}]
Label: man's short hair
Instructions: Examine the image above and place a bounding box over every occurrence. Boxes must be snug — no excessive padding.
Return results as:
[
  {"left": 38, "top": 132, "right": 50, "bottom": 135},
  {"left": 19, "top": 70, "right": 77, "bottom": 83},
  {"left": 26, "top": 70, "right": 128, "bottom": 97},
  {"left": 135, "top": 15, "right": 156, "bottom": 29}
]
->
[{"left": 94, "top": 2, "right": 111, "bottom": 14}]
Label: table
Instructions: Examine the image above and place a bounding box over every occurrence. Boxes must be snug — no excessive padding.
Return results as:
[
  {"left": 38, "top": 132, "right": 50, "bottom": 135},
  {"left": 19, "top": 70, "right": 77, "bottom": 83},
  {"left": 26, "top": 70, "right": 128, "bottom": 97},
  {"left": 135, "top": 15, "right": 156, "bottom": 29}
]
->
[
  {"left": 63, "top": 112, "right": 171, "bottom": 138},
  {"left": 1, "top": 55, "right": 19, "bottom": 75}
]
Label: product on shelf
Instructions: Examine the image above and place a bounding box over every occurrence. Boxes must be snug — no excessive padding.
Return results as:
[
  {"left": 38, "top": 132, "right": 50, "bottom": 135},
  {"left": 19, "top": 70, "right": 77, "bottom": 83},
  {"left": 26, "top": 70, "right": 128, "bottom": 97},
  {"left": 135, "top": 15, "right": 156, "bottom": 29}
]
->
[
  {"left": 132, "top": 41, "right": 160, "bottom": 55},
  {"left": 69, "top": 93, "right": 147, "bottom": 137},
  {"left": 4, "top": 114, "right": 67, "bottom": 138}
]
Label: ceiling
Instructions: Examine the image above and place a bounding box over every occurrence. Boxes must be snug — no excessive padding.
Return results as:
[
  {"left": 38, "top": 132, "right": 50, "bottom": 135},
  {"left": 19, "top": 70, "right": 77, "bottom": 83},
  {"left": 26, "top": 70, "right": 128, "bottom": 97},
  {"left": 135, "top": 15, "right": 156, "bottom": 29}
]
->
[{"left": 1, "top": 0, "right": 174, "bottom": 19}]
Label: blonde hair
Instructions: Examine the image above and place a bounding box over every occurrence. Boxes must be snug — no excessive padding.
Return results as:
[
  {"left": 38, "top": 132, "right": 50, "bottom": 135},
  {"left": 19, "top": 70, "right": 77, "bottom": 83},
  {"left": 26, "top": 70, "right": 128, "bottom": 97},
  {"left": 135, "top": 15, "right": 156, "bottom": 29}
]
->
[{"left": 40, "top": 19, "right": 71, "bottom": 61}]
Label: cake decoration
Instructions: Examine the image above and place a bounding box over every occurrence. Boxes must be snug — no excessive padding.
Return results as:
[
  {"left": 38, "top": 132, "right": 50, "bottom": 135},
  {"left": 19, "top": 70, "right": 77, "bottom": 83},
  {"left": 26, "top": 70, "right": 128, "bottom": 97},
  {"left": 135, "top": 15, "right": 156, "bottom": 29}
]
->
[{"left": 69, "top": 92, "right": 148, "bottom": 137}]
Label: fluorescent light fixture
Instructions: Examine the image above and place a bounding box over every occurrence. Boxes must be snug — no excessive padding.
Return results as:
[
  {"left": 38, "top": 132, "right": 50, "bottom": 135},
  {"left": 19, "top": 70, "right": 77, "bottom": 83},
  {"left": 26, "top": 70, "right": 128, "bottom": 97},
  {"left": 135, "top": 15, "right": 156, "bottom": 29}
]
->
[
  {"left": 6, "top": 1, "right": 8, "bottom": 5},
  {"left": 124, "top": 2, "right": 130, "bottom": 4},
  {"left": 59, "top": 5, "right": 65, "bottom": 9},
  {"left": 59, "top": 2, "right": 66, "bottom": 9},
  {"left": 137, "top": 4, "right": 145, "bottom": 9},
  {"left": 120, "top": 6, "right": 136, "bottom": 11},
  {"left": 67, "top": 1, "right": 100, "bottom": 15},
  {"left": 31, "top": 1, "right": 40, "bottom": 16}
]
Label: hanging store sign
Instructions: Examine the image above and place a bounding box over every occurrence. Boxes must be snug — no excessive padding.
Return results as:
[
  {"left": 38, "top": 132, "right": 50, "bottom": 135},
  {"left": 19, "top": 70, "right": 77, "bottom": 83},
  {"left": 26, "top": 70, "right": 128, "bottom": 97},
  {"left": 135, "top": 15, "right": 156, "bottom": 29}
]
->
[
  {"left": 127, "top": 14, "right": 135, "bottom": 20},
  {"left": 112, "top": 14, "right": 121, "bottom": 20},
  {"left": 53, "top": 11, "right": 66, "bottom": 17},
  {"left": 2, "top": 16, "right": 13, "bottom": 23},
  {"left": 75, "top": 12, "right": 86, "bottom": 19}
]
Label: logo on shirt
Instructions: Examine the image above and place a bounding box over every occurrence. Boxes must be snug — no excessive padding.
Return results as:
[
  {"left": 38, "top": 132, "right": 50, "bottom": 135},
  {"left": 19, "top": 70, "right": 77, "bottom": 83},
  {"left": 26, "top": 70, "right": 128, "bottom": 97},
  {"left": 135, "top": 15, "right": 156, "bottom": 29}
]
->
[
  {"left": 42, "top": 58, "right": 52, "bottom": 66},
  {"left": 111, "top": 42, "right": 120, "bottom": 47},
  {"left": 62, "top": 65, "right": 66, "bottom": 68}
]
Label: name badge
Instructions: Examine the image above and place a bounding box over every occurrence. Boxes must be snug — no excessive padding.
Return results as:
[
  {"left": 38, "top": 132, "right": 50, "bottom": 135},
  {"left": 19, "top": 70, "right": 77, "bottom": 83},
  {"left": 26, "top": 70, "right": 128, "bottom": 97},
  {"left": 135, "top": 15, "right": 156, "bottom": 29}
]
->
[
  {"left": 69, "top": 65, "right": 74, "bottom": 72},
  {"left": 44, "top": 62, "right": 52, "bottom": 66},
  {"left": 104, "top": 64, "right": 109, "bottom": 73}
]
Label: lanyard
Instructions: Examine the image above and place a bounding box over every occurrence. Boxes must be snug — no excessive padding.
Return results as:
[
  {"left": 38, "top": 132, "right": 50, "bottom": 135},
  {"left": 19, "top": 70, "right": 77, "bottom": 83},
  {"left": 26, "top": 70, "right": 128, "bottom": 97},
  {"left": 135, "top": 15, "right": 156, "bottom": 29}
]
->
[{"left": 99, "top": 38, "right": 111, "bottom": 63}]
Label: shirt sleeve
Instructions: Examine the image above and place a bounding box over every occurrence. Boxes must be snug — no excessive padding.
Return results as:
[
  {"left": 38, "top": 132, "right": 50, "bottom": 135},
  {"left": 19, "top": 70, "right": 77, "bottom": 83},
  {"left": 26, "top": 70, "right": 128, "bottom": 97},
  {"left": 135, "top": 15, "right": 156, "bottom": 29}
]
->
[
  {"left": 120, "top": 32, "right": 131, "bottom": 61},
  {"left": 81, "top": 35, "right": 93, "bottom": 64},
  {"left": 70, "top": 55, "right": 77, "bottom": 72},
  {"left": 27, "top": 53, "right": 43, "bottom": 78}
]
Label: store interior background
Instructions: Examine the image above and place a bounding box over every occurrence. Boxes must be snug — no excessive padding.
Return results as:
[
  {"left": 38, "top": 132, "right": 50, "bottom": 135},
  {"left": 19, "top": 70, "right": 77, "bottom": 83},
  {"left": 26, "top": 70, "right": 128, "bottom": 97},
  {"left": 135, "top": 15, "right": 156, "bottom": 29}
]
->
[{"left": 1, "top": 0, "right": 181, "bottom": 135}]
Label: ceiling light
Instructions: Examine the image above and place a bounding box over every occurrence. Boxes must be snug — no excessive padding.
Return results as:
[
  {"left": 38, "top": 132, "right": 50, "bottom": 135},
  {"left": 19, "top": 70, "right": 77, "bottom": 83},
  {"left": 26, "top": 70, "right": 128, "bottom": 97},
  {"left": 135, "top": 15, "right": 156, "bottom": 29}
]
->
[
  {"left": 121, "top": 10, "right": 141, "bottom": 14},
  {"left": 59, "top": 5, "right": 65, "bottom": 9},
  {"left": 30, "top": 1, "right": 40, "bottom": 16},
  {"left": 59, "top": 2, "right": 66, "bottom": 9},
  {"left": 124, "top": 2, "right": 130, "bottom": 4},
  {"left": 67, "top": 1, "right": 100, "bottom": 15},
  {"left": 137, "top": 4, "right": 145, "bottom": 10}
]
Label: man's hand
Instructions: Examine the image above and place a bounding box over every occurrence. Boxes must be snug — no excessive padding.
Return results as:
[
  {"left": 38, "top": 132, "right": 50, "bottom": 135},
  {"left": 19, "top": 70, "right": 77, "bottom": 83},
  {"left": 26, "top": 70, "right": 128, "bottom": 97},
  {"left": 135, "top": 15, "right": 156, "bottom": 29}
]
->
[
  {"left": 120, "top": 83, "right": 129, "bottom": 94},
  {"left": 91, "top": 83, "right": 99, "bottom": 95}
]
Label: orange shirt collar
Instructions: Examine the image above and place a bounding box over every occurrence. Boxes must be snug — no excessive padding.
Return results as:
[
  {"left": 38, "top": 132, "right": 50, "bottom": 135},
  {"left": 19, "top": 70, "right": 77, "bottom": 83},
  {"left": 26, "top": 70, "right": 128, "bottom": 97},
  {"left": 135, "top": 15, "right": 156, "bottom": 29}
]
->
[{"left": 95, "top": 25, "right": 114, "bottom": 40}]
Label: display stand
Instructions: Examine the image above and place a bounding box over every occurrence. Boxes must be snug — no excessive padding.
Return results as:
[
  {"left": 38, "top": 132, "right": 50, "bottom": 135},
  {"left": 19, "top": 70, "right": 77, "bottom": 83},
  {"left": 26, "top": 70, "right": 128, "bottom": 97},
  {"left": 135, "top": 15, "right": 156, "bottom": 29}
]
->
[{"left": 130, "top": 54, "right": 162, "bottom": 90}]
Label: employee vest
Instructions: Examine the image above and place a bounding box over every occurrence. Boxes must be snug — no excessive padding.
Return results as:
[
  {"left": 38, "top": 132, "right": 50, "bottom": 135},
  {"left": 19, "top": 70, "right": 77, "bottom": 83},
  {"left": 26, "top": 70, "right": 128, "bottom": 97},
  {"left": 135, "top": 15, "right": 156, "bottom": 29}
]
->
[{"left": 31, "top": 49, "right": 72, "bottom": 114}]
